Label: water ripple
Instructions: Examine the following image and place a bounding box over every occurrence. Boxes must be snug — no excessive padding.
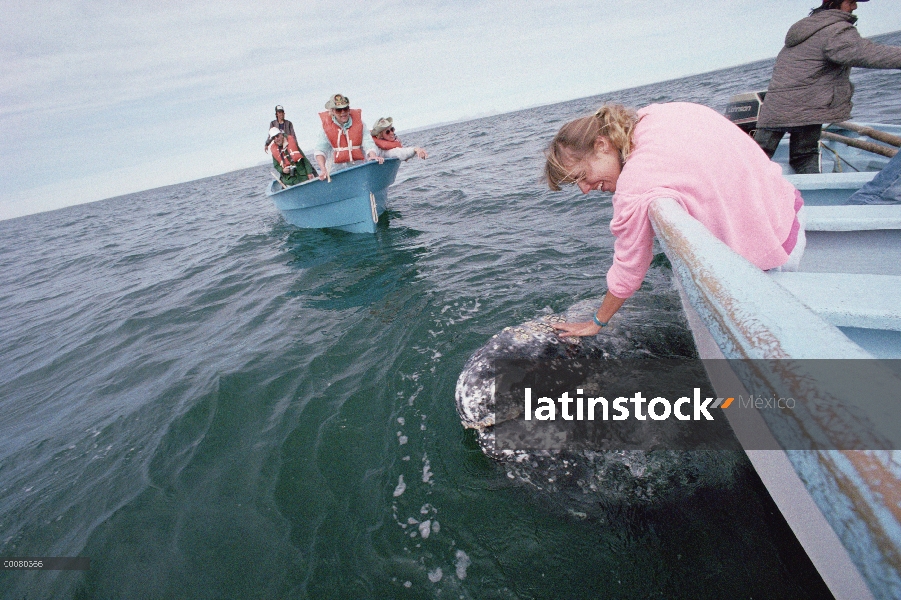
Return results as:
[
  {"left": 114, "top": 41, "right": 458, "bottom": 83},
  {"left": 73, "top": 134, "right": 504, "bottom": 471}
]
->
[{"left": 3, "top": 35, "right": 900, "bottom": 596}]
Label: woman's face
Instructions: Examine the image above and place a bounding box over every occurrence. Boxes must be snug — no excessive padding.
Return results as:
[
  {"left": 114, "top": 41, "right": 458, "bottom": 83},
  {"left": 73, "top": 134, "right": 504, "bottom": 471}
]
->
[{"left": 572, "top": 137, "right": 622, "bottom": 194}]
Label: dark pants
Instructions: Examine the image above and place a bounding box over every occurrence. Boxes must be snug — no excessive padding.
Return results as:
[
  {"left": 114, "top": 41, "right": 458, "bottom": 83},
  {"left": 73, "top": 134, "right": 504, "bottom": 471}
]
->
[{"left": 754, "top": 125, "right": 822, "bottom": 174}]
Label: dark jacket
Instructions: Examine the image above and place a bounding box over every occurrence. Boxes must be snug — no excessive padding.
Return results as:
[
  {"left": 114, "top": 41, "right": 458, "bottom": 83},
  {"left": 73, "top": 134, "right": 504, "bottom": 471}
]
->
[
  {"left": 264, "top": 119, "right": 297, "bottom": 151},
  {"left": 757, "top": 10, "right": 901, "bottom": 128}
]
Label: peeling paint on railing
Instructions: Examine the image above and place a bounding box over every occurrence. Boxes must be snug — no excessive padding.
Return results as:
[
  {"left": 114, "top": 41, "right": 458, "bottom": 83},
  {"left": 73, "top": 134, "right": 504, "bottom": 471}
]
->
[{"left": 649, "top": 197, "right": 901, "bottom": 600}]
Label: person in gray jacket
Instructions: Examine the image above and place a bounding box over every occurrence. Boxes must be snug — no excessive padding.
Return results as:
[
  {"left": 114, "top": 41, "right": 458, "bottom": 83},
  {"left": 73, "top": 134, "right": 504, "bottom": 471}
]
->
[{"left": 755, "top": 0, "right": 901, "bottom": 174}]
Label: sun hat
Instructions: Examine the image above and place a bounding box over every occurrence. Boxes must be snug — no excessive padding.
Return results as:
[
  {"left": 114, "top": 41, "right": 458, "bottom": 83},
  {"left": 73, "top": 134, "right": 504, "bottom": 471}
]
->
[
  {"left": 370, "top": 117, "right": 394, "bottom": 137},
  {"left": 269, "top": 126, "right": 283, "bottom": 138},
  {"left": 325, "top": 94, "right": 350, "bottom": 110}
]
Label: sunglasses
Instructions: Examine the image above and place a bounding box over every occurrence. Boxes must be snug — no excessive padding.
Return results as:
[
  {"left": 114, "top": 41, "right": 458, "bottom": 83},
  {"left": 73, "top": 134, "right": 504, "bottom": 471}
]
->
[
  {"left": 334, "top": 107, "right": 350, "bottom": 113},
  {"left": 384, "top": 127, "right": 395, "bottom": 134}
]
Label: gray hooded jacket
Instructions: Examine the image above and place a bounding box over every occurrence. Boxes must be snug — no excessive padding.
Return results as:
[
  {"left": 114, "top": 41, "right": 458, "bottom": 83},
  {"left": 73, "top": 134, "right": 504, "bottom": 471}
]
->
[{"left": 757, "top": 10, "right": 901, "bottom": 129}]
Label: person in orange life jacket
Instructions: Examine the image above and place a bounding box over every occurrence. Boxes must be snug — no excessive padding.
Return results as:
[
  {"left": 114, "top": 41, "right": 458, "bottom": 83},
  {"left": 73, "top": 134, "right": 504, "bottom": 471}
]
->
[
  {"left": 268, "top": 127, "right": 317, "bottom": 186},
  {"left": 264, "top": 105, "right": 297, "bottom": 152},
  {"left": 313, "top": 93, "right": 383, "bottom": 181},
  {"left": 370, "top": 117, "right": 428, "bottom": 160}
]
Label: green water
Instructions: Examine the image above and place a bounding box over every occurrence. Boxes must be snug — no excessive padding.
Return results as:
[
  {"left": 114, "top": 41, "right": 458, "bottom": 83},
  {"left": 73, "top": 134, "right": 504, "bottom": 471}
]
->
[{"left": 12, "top": 46, "right": 901, "bottom": 596}]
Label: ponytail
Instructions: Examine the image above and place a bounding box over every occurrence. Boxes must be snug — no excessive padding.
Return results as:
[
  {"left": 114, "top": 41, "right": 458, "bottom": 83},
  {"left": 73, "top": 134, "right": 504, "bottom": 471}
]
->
[{"left": 545, "top": 104, "right": 638, "bottom": 191}]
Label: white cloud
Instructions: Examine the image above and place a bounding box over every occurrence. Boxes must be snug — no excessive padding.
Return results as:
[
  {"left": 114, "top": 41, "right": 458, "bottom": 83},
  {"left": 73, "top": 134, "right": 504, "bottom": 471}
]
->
[{"left": 2, "top": 0, "right": 900, "bottom": 220}]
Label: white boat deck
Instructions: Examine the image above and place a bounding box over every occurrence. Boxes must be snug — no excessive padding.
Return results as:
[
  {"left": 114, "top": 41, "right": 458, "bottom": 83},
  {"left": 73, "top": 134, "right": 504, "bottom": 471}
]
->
[
  {"left": 786, "top": 171, "right": 878, "bottom": 192},
  {"left": 768, "top": 272, "right": 901, "bottom": 332},
  {"left": 805, "top": 204, "right": 901, "bottom": 231},
  {"left": 786, "top": 172, "right": 878, "bottom": 206},
  {"left": 792, "top": 205, "right": 901, "bottom": 360}
]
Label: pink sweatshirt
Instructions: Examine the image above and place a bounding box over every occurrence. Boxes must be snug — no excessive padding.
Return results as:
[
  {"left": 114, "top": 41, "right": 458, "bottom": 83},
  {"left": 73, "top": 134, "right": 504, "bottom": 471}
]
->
[{"left": 606, "top": 102, "right": 799, "bottom": 299}]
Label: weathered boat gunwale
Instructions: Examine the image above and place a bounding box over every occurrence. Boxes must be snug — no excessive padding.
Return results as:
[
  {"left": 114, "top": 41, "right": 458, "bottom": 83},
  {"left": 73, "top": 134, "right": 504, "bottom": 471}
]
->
[{"left": 648, "top": 196, "right": 901, "bottom": 600}]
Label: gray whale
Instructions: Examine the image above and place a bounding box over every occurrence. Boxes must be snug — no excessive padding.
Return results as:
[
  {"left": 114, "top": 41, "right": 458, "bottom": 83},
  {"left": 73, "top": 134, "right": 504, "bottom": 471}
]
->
[{"left": 454, "top": 298, "right": 742, "bottom": 504}]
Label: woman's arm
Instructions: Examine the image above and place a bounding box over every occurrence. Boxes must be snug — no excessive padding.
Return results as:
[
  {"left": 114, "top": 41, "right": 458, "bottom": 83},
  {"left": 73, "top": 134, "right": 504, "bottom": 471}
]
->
[
  {"left": 551, "top": 292, "right": 626, "bottom": 337},
  {"left": 384, "top": 147, "right": 417, "bottom": 161}
]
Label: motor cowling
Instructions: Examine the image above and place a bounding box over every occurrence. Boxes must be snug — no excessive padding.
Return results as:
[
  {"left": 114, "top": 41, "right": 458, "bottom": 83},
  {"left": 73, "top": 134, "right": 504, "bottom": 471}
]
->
[{"left": 723, "top": 91, "right": 766, "bottom": 136}]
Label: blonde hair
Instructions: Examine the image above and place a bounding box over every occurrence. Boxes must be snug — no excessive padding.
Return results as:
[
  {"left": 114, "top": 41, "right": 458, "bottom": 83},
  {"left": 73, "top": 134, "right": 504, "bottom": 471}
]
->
[{"left": 544, "top": 104, "right": 639, "bottom": 191}]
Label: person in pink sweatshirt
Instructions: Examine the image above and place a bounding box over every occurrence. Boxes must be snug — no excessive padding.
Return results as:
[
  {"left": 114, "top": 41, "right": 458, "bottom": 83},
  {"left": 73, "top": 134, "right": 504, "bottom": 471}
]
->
[{"left": 544, "top": 102, "right": 804, "bottom": 338}]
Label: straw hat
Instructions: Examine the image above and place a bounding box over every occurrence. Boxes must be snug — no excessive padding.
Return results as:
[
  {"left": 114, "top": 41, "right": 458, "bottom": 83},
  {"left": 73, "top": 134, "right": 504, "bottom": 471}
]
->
[{"left": 370, "top": 117, "right": 394, "bottom": 137}]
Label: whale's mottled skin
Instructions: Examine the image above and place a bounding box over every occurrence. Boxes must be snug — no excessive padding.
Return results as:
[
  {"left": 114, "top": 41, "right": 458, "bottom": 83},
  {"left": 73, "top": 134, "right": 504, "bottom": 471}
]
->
[
  {"left": 455, "top": 299, "right": 695, "bottom": 434},
  {"left": 454, "top": 298, "right": 741, "bottom": 505},
  {"left": 455, "top": 315, "right": 570, "bottom": 432}
]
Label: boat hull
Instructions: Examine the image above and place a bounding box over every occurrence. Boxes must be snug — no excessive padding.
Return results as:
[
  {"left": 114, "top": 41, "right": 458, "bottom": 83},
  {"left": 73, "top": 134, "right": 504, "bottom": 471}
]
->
[
  {"left": 649, "top": 196, "right": 901, "bottom": 600},
  {"left": 266, "top": 158, "right": 401, "bottom": 233}
]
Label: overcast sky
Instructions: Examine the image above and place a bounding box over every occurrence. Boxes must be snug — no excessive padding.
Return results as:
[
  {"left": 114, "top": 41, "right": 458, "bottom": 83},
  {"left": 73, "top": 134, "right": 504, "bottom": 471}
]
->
[{"left": 2, "top": 0, "right": 900, "bottom": 221}]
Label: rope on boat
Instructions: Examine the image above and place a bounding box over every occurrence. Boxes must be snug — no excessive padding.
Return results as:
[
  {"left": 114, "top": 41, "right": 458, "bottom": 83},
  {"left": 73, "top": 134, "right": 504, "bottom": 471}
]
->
[
  {"left": 818, "top": 142, "right": 859, "bottom": 172},
  {"left": 820, "top": 131, "right": 898, "bottom": 159},
  {"left": 835, "top": 122, "right": 901, "bottom": 148}
]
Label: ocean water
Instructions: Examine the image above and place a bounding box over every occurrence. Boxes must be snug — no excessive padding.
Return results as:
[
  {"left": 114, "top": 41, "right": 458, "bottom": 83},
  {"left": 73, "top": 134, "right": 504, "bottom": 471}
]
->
[{"left": 2, "top": 31, "right": 899, "bottom": 599}]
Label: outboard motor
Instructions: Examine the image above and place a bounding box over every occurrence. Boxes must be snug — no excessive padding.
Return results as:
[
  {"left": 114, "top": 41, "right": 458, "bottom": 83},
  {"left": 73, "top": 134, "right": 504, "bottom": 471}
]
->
[{"left": 723, "top": 91, "right": 766, "bottom": 136}]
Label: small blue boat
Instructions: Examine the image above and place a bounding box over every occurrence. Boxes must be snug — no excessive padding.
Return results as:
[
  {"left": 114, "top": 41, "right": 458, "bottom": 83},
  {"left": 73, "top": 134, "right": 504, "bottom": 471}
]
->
[{"left": 266, "top": 158, "right": 401, "bottom": 233}]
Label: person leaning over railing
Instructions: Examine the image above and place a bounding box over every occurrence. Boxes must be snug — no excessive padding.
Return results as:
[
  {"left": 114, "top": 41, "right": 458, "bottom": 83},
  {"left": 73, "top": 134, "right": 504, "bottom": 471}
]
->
[
  {"left": 370, "top": 117, "right": 428, "bottom": 161},
  {"left": 544, "top": 102, "right": 805, "bottom": 338},
  {"left": 754, "top": 0, "right": 901, "bottom": 174}
]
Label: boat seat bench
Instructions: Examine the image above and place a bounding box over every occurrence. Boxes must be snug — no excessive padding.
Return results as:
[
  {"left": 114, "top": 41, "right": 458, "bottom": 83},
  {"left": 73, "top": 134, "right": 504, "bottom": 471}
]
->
[
  {"left": 804, "top": 205, "right": 901, "bottom": 231},
  {"left": 799, "top": 205, "right": 901, "bottom": 277},
  {"left": 768, "top": 271, "right": 901, "bottom": 332}
]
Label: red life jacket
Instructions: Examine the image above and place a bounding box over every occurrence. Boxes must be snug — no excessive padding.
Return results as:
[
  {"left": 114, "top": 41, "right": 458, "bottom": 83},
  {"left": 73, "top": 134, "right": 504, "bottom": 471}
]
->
[
  {"left": 319, "top": 110, "right": 365, "bottom": 163},
  {"left": 270, "top": 135, "right": 304, "bottom": 169},
  {"left": 373, "top": 137, "right": 403, "bottom": 150}
]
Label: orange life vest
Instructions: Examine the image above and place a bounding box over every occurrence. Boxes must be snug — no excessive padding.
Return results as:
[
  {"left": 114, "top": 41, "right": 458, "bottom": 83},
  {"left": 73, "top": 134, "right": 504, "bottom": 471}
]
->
[
  {"left": 319, "top": 110, "right": 365, "bottom": 163},
  {"left": 270, "top": 135, "right": 305, "bottom": 169},
  {"left": 373, "top": 137, "right": 403, "bottom": 150}
]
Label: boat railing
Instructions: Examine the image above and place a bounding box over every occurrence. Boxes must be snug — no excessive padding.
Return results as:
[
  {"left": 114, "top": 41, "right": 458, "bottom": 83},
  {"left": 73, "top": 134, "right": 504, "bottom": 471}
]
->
[
  {"left": 648, "top": 197, "right": 871, "bottom": 360},
  {"left": 649, "top": 197, "right": 901, "bottom": 600}
]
